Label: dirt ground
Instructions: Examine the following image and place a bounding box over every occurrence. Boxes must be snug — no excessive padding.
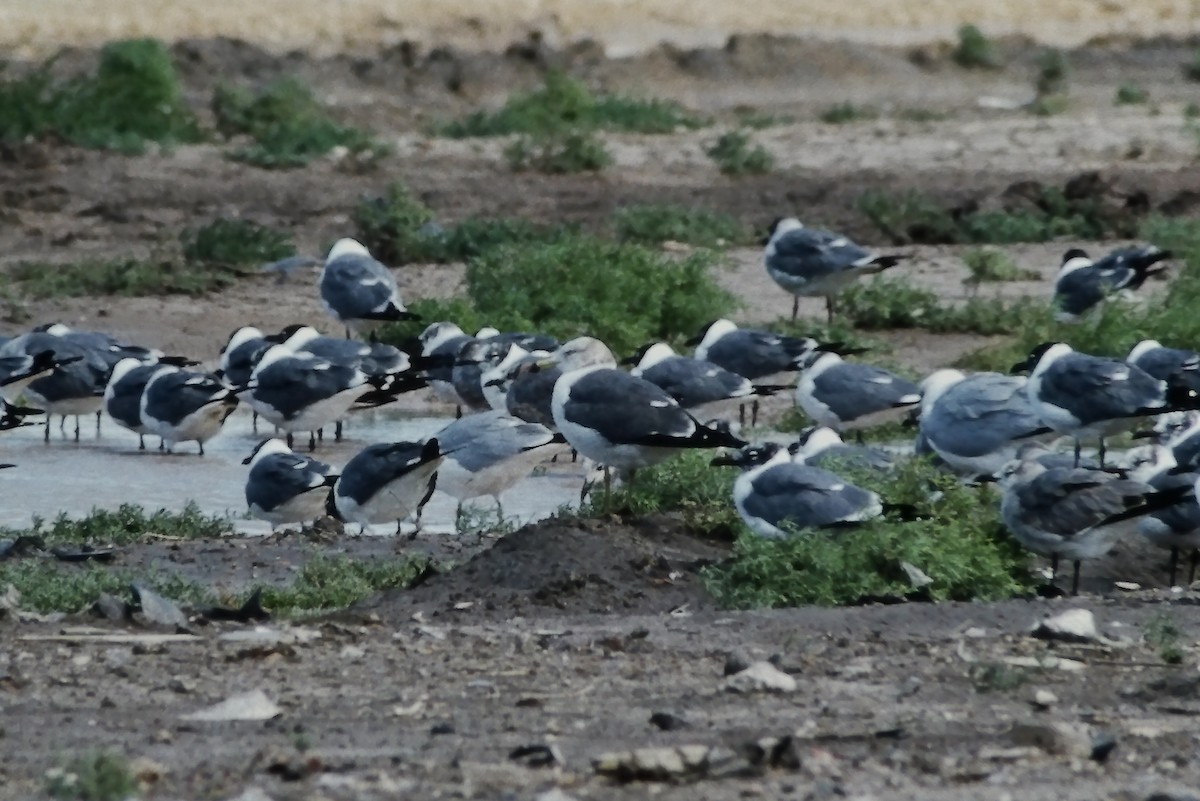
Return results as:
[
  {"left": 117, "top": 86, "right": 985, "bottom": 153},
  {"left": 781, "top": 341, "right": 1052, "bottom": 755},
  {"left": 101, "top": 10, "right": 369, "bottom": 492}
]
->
[{"left": 3, "top": 31, "right": 1200, "bottom": 800}]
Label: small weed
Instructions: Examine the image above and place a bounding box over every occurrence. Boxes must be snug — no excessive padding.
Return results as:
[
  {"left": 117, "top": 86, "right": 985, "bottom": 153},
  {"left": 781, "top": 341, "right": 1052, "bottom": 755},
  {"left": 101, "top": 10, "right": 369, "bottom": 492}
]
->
[
  {"left": 45, "top": 751, "right": 138, "bottom": 801},
  {"left": 820, "top": 103, "right": 878, "bottom": 124},
  {"left": 455, "top": 505, "right": 521, "bottom": 538},
  {"left": 1115, "top": 84, "right": 1149, "bottom": 105},
  {"left": 1030, "top": 94, "right": 1069, "bottom": 117},
  {"left": 0, "top": 38, "right": 201, "bottom": 153},
  {"left": 438, "top": 72, "right": 704, "bottom": 137},
  {"left": 257, "top": 555, "right": 434, "bottom": 614},
  {"left": 351, "top": 183, "right": 438, "bottom": 265},
  {"left": 839, "top": 276, "right": 1048, "bottom": 335},
  {"left": 1036, "top": 49, "right": 1068, "bottom": 96},
  {"left": 7, "top": 502, "right": 230, "bottom": 546},
  {"left": 613, "top": 204, "right": 752, "bottom": 247},
  {"left": 735, "top": 111, "right": 792, "bottom": 129},
  {"left": 381, "top": 234, "right": 736, "bottom": 355},
  {"left": 1184, "top": 51, "right": 1200, "bottom": 82},
  {"left": 953, "top": 24, "right": 1001, "bottom": 70},
  {"left": 1185, "top": 103, "right": 1200, "bottom": 120},
  {"left": 970, "top": 662, "right": 1033, "bottom": 693},
  {"left": 10, "top": 257, "right": 238, "bottom": 298},
  {"left": 213, "top": 78, "right": 383, "bottom": 168},
  {"left": 505, "top": 130, "right": 612, "bottom": 174},
  {"left": 180, "top": 218, "right": 294, "bottom": 266},
  {"left": 962, "top": 248, "right": 1038, "bottom": 285},
  {"left": 702, "top": 457, "right": 1032, "bottom": 607},
  {"left": 1145, "top": 612, "right": 1185, "bottom": 664},
  {"left": 898, "top": 108, "right": 947, "bottom": 123},
  {"left": 706, "top": 130, "right": 774, "bottom": 176},
  {"left": 0, "top": 561, "right": 209, "bottom": 615}
]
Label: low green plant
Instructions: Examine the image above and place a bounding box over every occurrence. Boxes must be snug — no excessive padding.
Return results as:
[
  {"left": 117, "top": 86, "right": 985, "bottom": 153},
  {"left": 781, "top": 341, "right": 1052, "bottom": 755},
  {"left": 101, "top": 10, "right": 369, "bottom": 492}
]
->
[
  {"left": 0, "top": 561, "right": 209, "bottom": 614},
  {"left": 613, "top": 204, "right": 752, "bottom": 247},
  {"left": 1186, "top": 51, "right": 1200, "bottom": 82},
  {"left": 45, "top": 751, "right": 138, "bottom": 801},
  {"left": 438, "top": 72, "right": 704, "bottom": 137},
  {"left": 838, "top": 276, "right": 1048, "bottom": 335},
  {"left": 4, "top": 502, "right": 230, "bottom": 546},
  {"left": 455, "top": 505, "right": 521, "bottom": 538},
  {"left": 898, "top": 108, "right": 948, "bottom": 123},
  {"left": 820, "top": 103, "right": 878, "bottom": 124},
  {"left": 1185, "top": 103, "right": 1200, "bottom": 120},
  {"left": 10, "top": 257, "right": 238, "bottom": 298},
  {"left": 962, "top": 248, "right": 1038, "bottom": 285},
  {"left": 706, "top": 130, "right": 774, "bottom": 175},
  {"left": 505, "top": 130, "right": 612, "bottom": 173},
  {"left": 180, "top": 218, "right": 294, "bottom": 266},
  {"left": 736, "top": 111, "right": 792, "bottom": 129},
  {"left": 703, "top": 457, "right": 1033, "bottom": 607},
  {"left": 1115, "top": 84, "right": 1149, "bottom": 105},
  {"left": 351, "top": 183, "right": 439, "bottom": 264},
  {"left": 970, "top": 662, "right": 1033, "bottom": 693},
  {"left": 1145, "top": 611, "right": 1185, "bottom": 665},
  {"left": 213, "top": 78, "right": 383, "bottom": 168},
  {"left": 0, "top": 38, "right": 201, "bottom": 153},
  {"left": 1036, "top": 49, "right": 1068, "bottom": 96},
  {"left": 257, "top": 555, "right": 434, "bottom": 614},
  {"left": 953, "top": 24, "right": 1001, "bottom": 70}
]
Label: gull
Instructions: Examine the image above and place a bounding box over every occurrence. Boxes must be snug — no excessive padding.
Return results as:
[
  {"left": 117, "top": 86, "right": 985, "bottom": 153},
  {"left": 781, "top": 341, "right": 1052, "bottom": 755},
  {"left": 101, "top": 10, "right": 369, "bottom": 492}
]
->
[
  {"left": 0, "top": 349, "right": 80, "bottom": 399},
  {"left": 418, "top": 322, "right": 474, "bottom": 409},
  {"left": 219, "top": 326, "right": 273, "bottom": 432},
  {"left": 997, "top": 456, "right": 1188, "bottom": 594},
  {"left": 763, "top": 217, "right": 904, "bottom": 322},
  {"left": 1137, "top": 466, "right": 1200, "bottom": 588},
  {"left": 795, "top": 351, "right": 921, "bottom": 432},
  {"left": 140, "top": 367, "right": 239, "bottom": 455},
  {"left": 481, "top": 348, "right": 560, "bottom": 428},
  {"left": 104, "top": 358, "right": 173, "bottom": 450},
  {"left": 1053, "top": 245, "right": 1170, "bottom": 321},
  {"left": 329, "top": 438, "right": 445, "bottom": 534},
  {"left": 625, "top": 342, "right": 788, "bottom": 426},
  {"left": 453, "top": 331, "right": 559, "bottom": 416},
  {"left": 0, "top": 398, "right": 43, "bottom": 431},
  {"left": 242, "top": 438, "right": 338, "bottom": 528},
  {"left": 1013, "top": 342, "right": 1195, "bottom": 467},
  {"left": 319, "top": 238, "right": 418, "bottom": 337},
  {"left": 687, "top": 318, "right": 863, "bottom": 379},
  {"left": 917, "top": 369, "right": 1054, "bottom": 477},
  {"left": 431, "top": 410, "right": 563, "bottom": 522},
  {"left": 543, "top": 336, "right": 746, "bottom": 488},
  {"left": 1127, "top": 339, "right": 1200, "bottom": 392},
  {"left": 711, "top": 442, "right": 882, "bottom": 539},
  {"left": 789, "top": 426, "right": 895, "bottom": 474}
]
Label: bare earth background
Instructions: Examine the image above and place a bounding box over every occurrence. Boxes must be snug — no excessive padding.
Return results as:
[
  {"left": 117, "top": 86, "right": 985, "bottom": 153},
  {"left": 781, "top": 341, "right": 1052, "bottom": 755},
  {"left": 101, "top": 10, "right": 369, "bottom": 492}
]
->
[{"left": 2, "top": 6, "right": 1200, "bottom": 801}]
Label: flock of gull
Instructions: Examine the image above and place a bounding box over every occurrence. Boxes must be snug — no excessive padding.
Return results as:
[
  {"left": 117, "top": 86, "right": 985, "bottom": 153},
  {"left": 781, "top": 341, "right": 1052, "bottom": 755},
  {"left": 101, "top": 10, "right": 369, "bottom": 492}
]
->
[{"left": 0, "top": 217, "right": 1195, "bottom": 596}]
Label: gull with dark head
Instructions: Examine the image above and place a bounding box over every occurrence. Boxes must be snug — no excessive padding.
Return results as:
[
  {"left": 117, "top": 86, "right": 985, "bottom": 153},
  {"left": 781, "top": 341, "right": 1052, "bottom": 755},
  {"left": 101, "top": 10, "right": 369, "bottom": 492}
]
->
[
  {"left": 764, "top": 217, "right": 905, "bottom": 322},
  {"left": 1053, "top": 245, "right": 1170, "bottom": 322}
]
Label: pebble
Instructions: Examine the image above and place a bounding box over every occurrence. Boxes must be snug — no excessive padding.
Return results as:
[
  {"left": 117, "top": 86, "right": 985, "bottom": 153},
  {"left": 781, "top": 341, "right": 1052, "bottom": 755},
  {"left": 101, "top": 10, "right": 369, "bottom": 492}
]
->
[
  {"left": 1010, "top": 721, "right": 1093, "bottom": 758},
  {"left": 649, "top": 711, "right": 690, "bottom": 731},
  {"left": 1030, "top": 609, "right": 1099, "bottom": 643},
  {"left": 1030, "top": 689, "right": 1058, "bottom": 710},
  {"left": 724, "top": 661, "right": 797, "bottom": 694}
]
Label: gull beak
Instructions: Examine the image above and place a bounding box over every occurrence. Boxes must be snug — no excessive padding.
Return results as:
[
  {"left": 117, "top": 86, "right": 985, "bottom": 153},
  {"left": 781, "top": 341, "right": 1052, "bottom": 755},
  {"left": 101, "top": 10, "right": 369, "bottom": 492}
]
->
[
  {"left": 710, "top": 453, "right": 740, "bottom": 467},
  {"left": 619, "top": 354, "right": 639, "bottom": 366},
  {"left": 1009, "top": 358, "right": 1033, "bottom": 375},
  {"left": 240, "top": 454, "right": 253, "bottom": 465}
]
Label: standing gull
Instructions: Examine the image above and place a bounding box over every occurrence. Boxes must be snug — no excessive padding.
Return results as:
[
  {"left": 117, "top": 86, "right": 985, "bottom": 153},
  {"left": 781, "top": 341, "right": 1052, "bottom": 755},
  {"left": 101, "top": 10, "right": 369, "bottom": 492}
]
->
[
  {"left": 688, "top": 318, "right": 863, "bottom": 379},
  {"left": 418, "top": 322, "right": 474, "bottom": 410},
  {"left": 319, "top": 238, "right": 418, "bottom": 337},
  {"left": 543, "top": 337, "right": 746, "bottom": 486},
  {"left": 104, "top": 358, "right": 172, "bottom": 450},
  {"left": 712, "top": 442, "right": 882, "bottom": 539},
  {"left": 917, "top": 369, "right": 1054, "bottom": 477},
  {"left": 243, "top": 439, "right": 338, "bottom": 528},
  {"left": 764, "top": 217, "right": 904, "bottom": 322},
  {"left": 789, "top": 426, "right": 895, "bottom": 474},
  {"left": 1013, "top": 342, "right": 1195, "bottom": 467},
  {"left": 329, "top": 438, "right": 445, "bottom": 534},
  {"left": 794, "top": 351, "right": 921, "bottom": 432},
  {"left": 1053, "top": 245, "right": 1170, "bottom": 321},
  {"left": 140, "top": 367, "right": 239, "bottom": 455},
  {"left": 1127, "top": 339, "right": 1200, "bottom": 392}
]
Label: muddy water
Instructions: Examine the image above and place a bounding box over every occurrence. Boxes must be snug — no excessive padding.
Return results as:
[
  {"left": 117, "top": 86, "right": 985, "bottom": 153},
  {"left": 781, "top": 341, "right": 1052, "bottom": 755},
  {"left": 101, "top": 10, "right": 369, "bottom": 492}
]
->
[{"left": 0, "top": 406, "right": 587, "bottom": 536}]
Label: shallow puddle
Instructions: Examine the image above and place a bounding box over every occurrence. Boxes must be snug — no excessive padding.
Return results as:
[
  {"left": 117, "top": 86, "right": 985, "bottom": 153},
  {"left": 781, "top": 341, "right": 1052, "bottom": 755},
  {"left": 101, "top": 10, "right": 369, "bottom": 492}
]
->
[{"left": 0, "top": 406, "right": 588, "bottom": 535}]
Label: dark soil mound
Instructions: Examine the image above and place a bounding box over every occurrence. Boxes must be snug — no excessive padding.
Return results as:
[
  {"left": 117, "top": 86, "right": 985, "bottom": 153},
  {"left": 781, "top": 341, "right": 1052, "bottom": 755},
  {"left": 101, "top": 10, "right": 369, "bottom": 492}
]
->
[{"left": 358, "top": 513, "right": 727, "bottom": 621}]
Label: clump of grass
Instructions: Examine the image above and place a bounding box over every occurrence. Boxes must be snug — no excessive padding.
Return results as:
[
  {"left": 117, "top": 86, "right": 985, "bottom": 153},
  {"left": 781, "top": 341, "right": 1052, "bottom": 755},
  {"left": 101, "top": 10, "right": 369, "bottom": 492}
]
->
[
  {"left": 898, "top": 108, "right": 947, "bottom": 123},
  {"left": 505, "top": 130, "right": 612, "bottom": 174},
  {"left": 438, "top": 72, "right": 704, "bottom": 137},
  {"left": 212, "top": 78, "right": 383, "bottom": 168},
  {"left": 1185, "top": 51, "right": 1200, "bottom": 82},
  {"left": 0, "top": 561, "right": 209, "bottom": 615},
  {"left": 456, "top": 505, "right": 521, "bottom": 538},
  {"left": 7, "top": 502, "right": 231, "bottom": 546},
  {"left": 953, "top": 24, "right": 1001, "bottom": 70},
  {"left": 257, "top": 555, "right": 433, "bottom": 614},
  {"left": 1032, "top": 49, "right": 1068, "bottom": 116},
  {"left": 0, "top": 38, "right": 201, "bottom": 153},
  {"left": 859, "top": 188, "right": 1117, "bottom": 246},
  {"left": 838, "top": 276, "right": 1049, "bottom": 335},
  {"left": 613, "top": 204, "right": 752, "bottom": 247},
  {"left": 962, "top": 248, "right": 1038, "bottom": 285},
  {"left": 1114, "top": 84, "right": 1149, "bottom": 105},
  {"left": 180, "top": 218, "right": 294, "bottom": 266},
  {"left": 1145, "top": 611, "right": 1185, "bottom": 665},
  {"left": 381, "top": 234, "right": 736, "bottom": 355},
  {"left": 820, "top": 103, "right": 878, "bottom": 124},
  {"left": 735, "top": 111, "right": 792, "bottom": 129},
  {"left": 970, "top": 662, "right": 1033, "bottom": 693},
  {"left": 45, "top": 751, "right": 138, "bottom": 801},
  {"left": 9, "top": 257, "right": 239, "bottom": 298},
  {"left": 706, "top": 130, "right": 774, "bottom": 175},
  {"left": 703, "top": 457, "right": 1033, "bottom": 607}
]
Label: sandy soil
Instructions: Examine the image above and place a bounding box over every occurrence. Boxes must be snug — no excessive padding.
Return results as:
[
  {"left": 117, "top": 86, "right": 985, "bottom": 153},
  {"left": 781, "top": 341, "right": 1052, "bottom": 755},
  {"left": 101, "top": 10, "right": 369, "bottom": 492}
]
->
[{"left": 3, "top": 32, "right": 1200, "bottom": 800}]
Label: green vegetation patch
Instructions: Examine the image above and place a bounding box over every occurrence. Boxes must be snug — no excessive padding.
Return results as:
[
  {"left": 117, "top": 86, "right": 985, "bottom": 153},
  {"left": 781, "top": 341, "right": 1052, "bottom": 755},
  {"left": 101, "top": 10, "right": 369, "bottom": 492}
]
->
[
  {"left": 9, "top": 256, "right": 239, "bottom": 298},
  {"left": 438, "top": 72, "right": 704, "bottom": 137},
  {"left": 703, "top": 457, "right": 1032, "bottom": 607},
  {"left": 213, "top": 78, "right": 383, "bottom": 168},
  {"left": 505, "top": 130, "right": 612, "bottom": 174},
  {"left": 820, "top": 103, "right": 878, "bottom": 124},
  {"left": 0, "top": 560, "right": 210, "bottom": 615},
  {"left": 9, "top": 502, "right": 230, "bottom": 547},
  {"left": 613, "top": 203, "right": 753, "bottom": 247},
  {"left": 1115, "top": 84, "right": 1149, "bottom": 105},
  {"left": 838, "top": 276, "right": 1049, "bottom": 335},
  {"left": 0, "top": 38, "right": 201, "bottom": 152},
  {"left": 257, "top": 555, "right": 434, "bottom": 614},
  {"left": 706, "top": 129, "right": 774, "bottom": 175},
  {"left": 963, "top": 248, "right": 1039, "bottom": 285},
  {"left": 953, "top": 24, "right": 1001, "bottom": 70},
  {"left": 180, "top": 218, "right": 295, "bottom": 266},
  {"left": 46, "top": 751, "right": 139, "bottom": 801}
]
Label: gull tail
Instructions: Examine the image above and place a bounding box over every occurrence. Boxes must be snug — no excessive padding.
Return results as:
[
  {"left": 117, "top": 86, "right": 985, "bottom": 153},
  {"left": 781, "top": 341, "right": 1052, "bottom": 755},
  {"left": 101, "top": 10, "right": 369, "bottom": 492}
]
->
[
  {"left": 862, "top": 254, "right": 907, "bottom": 274},
  {"left": 1124, "top": 248, "right": 1172, "bottom": 290},
  {"left": 362, "top": 303, "right": 421, "bottom": 323},
  {"left": 751, "top": 383, "right": 792, "bottom": 396},
  {"left": 1097, "top": 483, "right": 1194, "bottom": 527}
]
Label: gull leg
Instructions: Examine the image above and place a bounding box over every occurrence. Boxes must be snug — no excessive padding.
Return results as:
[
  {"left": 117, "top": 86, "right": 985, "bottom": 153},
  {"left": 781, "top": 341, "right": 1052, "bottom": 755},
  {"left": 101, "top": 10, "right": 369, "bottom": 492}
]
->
[
  {"left": 751, "top": 399, "right": 760, "bottom": 428},
  {"left": 43, "top": 420, "right": 50, "bottom": 443},
  {"left": 1169, "top": 547, "right": 1179, "bottom": 587},
  {"left": 1098, "top": 438, "right": 1107, "bottom": 468},
  {"left": 1071, "top": 561, "right": 1081, "bottom": 596},
  {"left": 158, "top": 438, "right": 165, "bottom": 452},
  {"left": 739, "top": 403, "right": 746, "bottom": 427},
  {"left": 455, "top": 405, "right": 463, "bottom": 420},
  {"left": 73, "top": 416, "right": 80, "bottom": 441},
  {"left": 825, "top": 296, "right": 836, "bottom": 324},
  {"left": 138, "top": 434, "right": 145, "bottom": 451},
  {"left": 335, "top": 420, "right": 343, "bottom": 442},
  {"left": 252, "top": 411, "right": 258, "bottom": 433},
  {"left": 604, "top": 467, "right": 612, "bottom": 507},
  {"left": 95, "top": 410, "right": 102, "bottom": 435},
  {"left": 1190, "top": 550, "right": 1199, "bottom": 586},
  {"left": 59, "top": 416, "right": 66, "bottom": 432},
  {"left": 571, "top": 449, "right": 578, "bottom": 463},
  {"left": 286, "top": 432, "right": 294, "bottom": 449},
  {"left": 1072, "top": 440, "right": 1082, "bottom": 468},
  {"left": 791, "top": 296, "right": 799, "bottom": 323},
  {"left": 317, "top": 428, "right": 324, "bottom": 442},
  {"left": 1050, "top": 554, "right": 1059, "bottom": 584},
  {"left": 308, "top": 431, "right": 317, "bottom": 452},
  {"left": 198, "top": 441, "right": 205, "bottom": 457}
]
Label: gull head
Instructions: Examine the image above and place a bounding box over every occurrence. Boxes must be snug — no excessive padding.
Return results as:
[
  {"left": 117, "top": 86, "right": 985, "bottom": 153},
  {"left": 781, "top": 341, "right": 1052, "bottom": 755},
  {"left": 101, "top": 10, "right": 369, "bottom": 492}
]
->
[{"left": 326, "top": 238, "right": 371, "bottom": 263}]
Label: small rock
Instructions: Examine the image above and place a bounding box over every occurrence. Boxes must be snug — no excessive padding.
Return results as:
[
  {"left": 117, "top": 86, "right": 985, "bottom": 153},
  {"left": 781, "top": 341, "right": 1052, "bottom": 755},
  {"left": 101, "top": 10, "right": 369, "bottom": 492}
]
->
[
  {"left": 129, "top": 757, "right": 166, "bottom": 787},
  {"left": 1010, "top": 721, "right": 1093, "bottom": 758},
  {"left": 92, "top": 593, "right": 130, "bottom": 622},
  {"left": 429, "top": 722, "right": 455, "bottom": 736},
  {"left": 593, "top": 745, "right": 742, "bottom": 783},
  {"left": 1090, "top": 731, "right": 1118, "bottom": 763},
  {"left": 224, "top": 789, "right": 275, "bottom": 801},
  {"left": 1031, "top": 609, "right": 1099, "bottom": 643},
  {"left": 1030, "top": 689, "right": 1058, "bottom": 710},
  {"left": 724, "top": 649, "right": 754, "bottom": 676},
  {"left": 168, "top": 677, "right": 195, "bottom": 694},
  {"left": 509, "top": 743, "right": 564, "bottom": 768},
  {"left": 900, "top": 561, "right": 933, "bottom": 589},
  {"left": 1115, "top": 581, "right": 1141, "bottom": 591},
  {"left": 724, "top": 661, "right": 797, "bottom": 694},
  {"left": 536, "top": 790, "right": 579, "bottom": 801},
  {"left": 649, "top": 712, "right": 690, "bottom": 731},
  {"left": 181, "top": 690, "right": 281, "bottom": 722},
  {"left": 338, "top": 645, "right": 365, "bottom": 660},
  {"left": 131, "top": 583, "right": 189, "bottom": 629}
]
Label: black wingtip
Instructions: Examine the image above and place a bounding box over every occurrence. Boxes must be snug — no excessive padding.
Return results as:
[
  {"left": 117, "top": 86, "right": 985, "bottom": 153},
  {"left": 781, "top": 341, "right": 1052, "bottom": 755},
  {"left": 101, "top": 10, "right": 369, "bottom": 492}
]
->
[
  {"left": 871, "top": 255, "right": 906, "bottom": 270},
  {"left": 421, "top": 436, "right": 442, "bottom": 462}
]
